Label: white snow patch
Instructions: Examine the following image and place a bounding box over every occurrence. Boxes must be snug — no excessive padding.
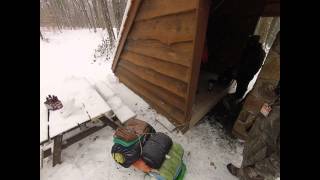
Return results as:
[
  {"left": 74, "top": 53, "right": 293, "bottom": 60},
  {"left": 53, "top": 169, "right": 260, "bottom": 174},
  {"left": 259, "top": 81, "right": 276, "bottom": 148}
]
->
[
  {"left": 113, "top": 105, "right": 136, "bottom": 123},
  {"left": 94, "top": 81, "right": 115, "bottom": 100},
  {"left": 107, "top": 96, "right": 123, "bottom": 110}
]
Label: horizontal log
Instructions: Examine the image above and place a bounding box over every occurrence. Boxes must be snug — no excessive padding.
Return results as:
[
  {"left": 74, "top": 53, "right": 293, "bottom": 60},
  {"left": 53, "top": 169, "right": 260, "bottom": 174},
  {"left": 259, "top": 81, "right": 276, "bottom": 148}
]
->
[
  {"left": 116, "top": 65, "right": 186, "bottom": 112},
  {"left": 118, "top": 60, "right": 187, "bottom": 98},
  {"left": 116, "top": 67, "right": 186, "bottom": 124},
  {"left": 125, "top": 39, "right": 193, "bottom": 67},
  {"left": 129, "top": 11, "right": 196, "bottom": 45},
  {"left": 135, "top": 0, "right": 197, "bottom": 21},
  {"left": 121, "top": 50, "right": 190, "bottom": 82}
]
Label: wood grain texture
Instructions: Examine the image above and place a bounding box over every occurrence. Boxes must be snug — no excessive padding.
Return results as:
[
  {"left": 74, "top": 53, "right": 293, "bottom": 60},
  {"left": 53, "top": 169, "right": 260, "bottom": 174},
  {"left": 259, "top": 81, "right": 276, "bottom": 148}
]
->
[
  {"left": 121, "top": 50, "right": 189, "bottom": 82},
  {"left": 118, "top": 60, "right": 187, "bottom": 98},
  {"left": 116, "top": 67, "right": 186, "bottom": 124},
  {"left": 135, "top": 0, "right": 197, "bottom": 21},
  {"left": 189, "top": 72, "right": 228, "bottom": 128},
  {"left": 112, "top": 0, "right": 142, "bottom": 72},
  {"left": 185, "top": 0, "right": 210, "bottom": 126},
  {"left": 116, "top": 66, "right": 186, "bottom": 112},
  {"left": 129, "top": 11, "right": 196, "bottom": 45},
  {"left": 125, "top": 39, "right": 193, "bottom": 67}
]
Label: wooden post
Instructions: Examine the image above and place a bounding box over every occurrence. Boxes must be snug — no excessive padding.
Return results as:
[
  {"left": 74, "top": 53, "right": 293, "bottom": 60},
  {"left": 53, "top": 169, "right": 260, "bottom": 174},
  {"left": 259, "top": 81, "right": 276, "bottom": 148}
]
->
[
  {"left": 52, "top": 135, "right": 63, "bottom": 166},
  {"left": 40, "top": 146, "right": 44, "bottom": 168},
  {"left": 184, "top": 0, "right": 210, "bottom": 131},
  {"left": 99, "top": 116, "right": 120, "bottom": 130}
]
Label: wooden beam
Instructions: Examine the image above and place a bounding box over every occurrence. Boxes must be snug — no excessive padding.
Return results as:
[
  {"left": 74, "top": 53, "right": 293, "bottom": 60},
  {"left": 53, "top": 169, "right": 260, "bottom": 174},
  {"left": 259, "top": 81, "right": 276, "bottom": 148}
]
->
[
  {"left": 118, "top": 60, "right": 188, "bottom": 98},
  {"left": 112, "top": 0, "right": 143, "bottom": 72},
  {"left": 116, "top": 67, "right": 185, "bottom": 125},
  {"left": 117, "top": 65, "right": 186, "bottom": 112},
  {"left": 184, "top": 0, "right": 210, "bottom": 127},
  {"left": 43, "top": 117, "right": 120, "bottom": 159},
  {"left": 135, "top": 0, "right": 197, "bottom": 21},
  {"left": 124, "top": 39, "right": 193, "bottom": 67},
  {"left": 121, "top": 50, "right": 190, "bottom": 82},
  {"left": 189, "top": 73, "right": 228, "bottom": 127},
  {"left": 129, "top": 10, "right": 196, "bottom": 45},
  {"left": 52, "top": 135, "right": 62, "bottom": 166}
]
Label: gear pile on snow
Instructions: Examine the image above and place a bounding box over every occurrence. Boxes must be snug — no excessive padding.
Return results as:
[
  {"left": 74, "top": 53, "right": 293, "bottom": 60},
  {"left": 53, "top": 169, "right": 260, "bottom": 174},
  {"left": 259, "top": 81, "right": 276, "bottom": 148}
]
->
[
  {"left": 111, "top": 118, "right": 187, "bottom": 180},
  {"left": 44, "top": 95, "right": 63, "bottom": 111}
]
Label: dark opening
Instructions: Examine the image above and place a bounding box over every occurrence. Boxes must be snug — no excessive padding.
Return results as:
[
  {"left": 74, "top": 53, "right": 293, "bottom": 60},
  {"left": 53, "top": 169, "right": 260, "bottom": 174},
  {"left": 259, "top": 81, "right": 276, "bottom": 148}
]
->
[{"left": 193, "top": 0, "right": 267, "bottom": 133}]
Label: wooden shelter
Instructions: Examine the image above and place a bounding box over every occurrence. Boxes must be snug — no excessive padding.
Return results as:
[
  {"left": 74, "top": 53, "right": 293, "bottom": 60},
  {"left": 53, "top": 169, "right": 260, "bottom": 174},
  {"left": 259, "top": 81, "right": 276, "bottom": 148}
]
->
[{"left": 112, "top": 0, "right": 280, "bottom": 132}]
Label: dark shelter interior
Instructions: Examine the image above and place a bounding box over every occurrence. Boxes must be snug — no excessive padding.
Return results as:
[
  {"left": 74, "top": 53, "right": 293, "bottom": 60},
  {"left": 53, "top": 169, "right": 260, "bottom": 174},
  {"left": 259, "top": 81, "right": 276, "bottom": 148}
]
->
[{"left": 195, "top": 0, "right": 272, "bottom": 133}]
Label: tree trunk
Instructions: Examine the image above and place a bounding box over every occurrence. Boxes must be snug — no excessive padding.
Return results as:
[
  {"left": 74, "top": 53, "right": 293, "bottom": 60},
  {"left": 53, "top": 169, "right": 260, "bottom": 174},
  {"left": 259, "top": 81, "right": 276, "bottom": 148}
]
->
[
  {"left": 112, "top": 0, "right": 121, "bottom": 35},
  {"left": 60, "top": 0, "right": 74, "bottom": 29},
  {"left": 86, "top": 0, "right": 97, "bottom": 32},
  {"left": 96, "top": 0, "right": 106, "bottom": 29},
  {"left": 78, "top": 0, "right": 93, "bottom": 29},
  {"left": 50, "top": 1, "right": 62, "bottom": 32},
  {"left": 71, "top": 0, "right": 80, "bottom": 28},
  {"left": 92, "top": 0, "right": 102, "bottom": 28},
  {"left": 100, "top": 0, "right": 116, "bottom": 44}
]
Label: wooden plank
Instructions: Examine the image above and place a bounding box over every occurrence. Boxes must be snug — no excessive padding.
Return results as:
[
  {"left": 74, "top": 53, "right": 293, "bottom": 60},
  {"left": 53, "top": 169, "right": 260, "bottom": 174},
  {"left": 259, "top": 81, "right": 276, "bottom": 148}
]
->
[
  {"left": 43, "top": 148, "right": 51, "bottom": 159},
  {"left": 118, "top": 60, "right": 188, "bottom": 98},
  {"left": 129, "top": 11, "right": 196, "bottom": 45},
  {"left": 135, "top": 0, "right": 197, "bottom": 21},
  {"left": 189, "top": 72, "right": 228, "bottom": 127},
  {"left": 112, "top": 0, "right": 143, "bottom": 72},
  {"left": 185, "top": 0, "right": 211, "bottom": 127},
  {"left": 117, "top": 66, "right": 186, "bottom": 112},
  {"left": 52, "top": 135, "right": 63, "bottom": 167},
  {"left": 60, "top": 116, "right": 118, "bottom": 150},
  {"left": 116, "top": 67, "right": 185, "bottom": 125},
  {"left": 44, "top": 116, "right": 120, "bottom": 159},
  {"left": 125, "top": 39, "right": 193, "bottom": 67},
  {"left": 121, "top": 50, "right": 189, "bottom": 82}
]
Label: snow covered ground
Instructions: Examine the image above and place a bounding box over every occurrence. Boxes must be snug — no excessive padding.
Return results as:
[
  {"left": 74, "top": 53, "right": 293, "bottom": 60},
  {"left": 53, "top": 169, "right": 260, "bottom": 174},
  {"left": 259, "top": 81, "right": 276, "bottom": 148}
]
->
[{"left": 40, "top": 29, "right": 243, "bottom": 180}]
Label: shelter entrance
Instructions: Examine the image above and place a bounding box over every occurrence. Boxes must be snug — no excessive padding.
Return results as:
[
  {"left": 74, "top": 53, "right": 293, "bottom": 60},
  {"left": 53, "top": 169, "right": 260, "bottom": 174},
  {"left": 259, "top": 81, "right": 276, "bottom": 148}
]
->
[{"left": 189, "top": 0, "right": 265, "bottom": 128}]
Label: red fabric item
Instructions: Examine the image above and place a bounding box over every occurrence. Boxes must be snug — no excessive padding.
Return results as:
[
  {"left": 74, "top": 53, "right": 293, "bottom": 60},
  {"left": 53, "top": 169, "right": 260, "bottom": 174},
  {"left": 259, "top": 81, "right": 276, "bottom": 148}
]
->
[{"left": 132, "top": 159, "right": 152, "bottom": 173}]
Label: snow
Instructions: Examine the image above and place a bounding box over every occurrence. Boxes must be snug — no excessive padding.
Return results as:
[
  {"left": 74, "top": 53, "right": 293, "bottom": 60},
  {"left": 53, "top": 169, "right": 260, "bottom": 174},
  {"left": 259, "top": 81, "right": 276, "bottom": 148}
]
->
[
  {"left": 48, "top": 79, "right": 112, "bottom": 137},
  {"left": 107, "top": 96, "right": 123, "bottom": 110},
  {"left": 94, "top": 81, "right": 115, "bottom": 100},
  {"left": 40, "top": 29, "right": 244, "bottom": 180},
  {"left": 113, "top": 105, "right": 136, "bottom": 123},
  {"left": 40, "top": 29, "right": 113, "bottom": 141},
  {"left": 41, "top": 122, "right": 243, "bottom": 180}
]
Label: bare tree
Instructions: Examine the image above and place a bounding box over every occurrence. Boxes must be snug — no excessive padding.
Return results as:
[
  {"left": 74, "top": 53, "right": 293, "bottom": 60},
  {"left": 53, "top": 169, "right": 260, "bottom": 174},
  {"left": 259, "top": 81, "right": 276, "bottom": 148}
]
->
[
  {"left": 40, "top": 0, "right": 129, "bottom": 43},
  {"left": 78, "top": 0, "right": 93, "bottom": 29},
  {"left": 92, "top": 0, "right": 102, "bottom": 28},
  {"left": 100, "top": 0, "right": 115, "bottom": 44},
  {"left": 111, "top": 0, "right": 120, "bottom": 35},
  {"left": 86, "top": 0, "right": 97, "bottom": 32}
]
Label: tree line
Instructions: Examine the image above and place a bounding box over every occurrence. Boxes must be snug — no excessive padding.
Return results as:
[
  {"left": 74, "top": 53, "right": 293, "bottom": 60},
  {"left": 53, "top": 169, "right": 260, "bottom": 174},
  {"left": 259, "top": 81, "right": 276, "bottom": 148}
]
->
[{"left": 40, "top": 0, "right": 128, "bottom": 45}]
